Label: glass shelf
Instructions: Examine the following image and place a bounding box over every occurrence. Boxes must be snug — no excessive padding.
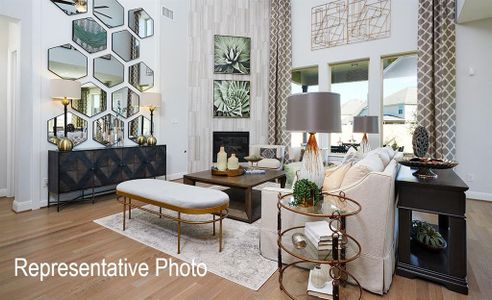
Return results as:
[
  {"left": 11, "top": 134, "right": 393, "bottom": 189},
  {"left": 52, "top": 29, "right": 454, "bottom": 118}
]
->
[
  {"left": 279, "top": 192, "right": 361, "bottom": 218},
  {"left": 279, "top": 226, "right": 361, "bottom": 265}
]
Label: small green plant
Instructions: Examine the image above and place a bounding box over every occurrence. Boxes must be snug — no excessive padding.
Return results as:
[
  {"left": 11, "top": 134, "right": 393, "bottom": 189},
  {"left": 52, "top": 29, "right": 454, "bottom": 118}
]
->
[{"left": 292, "top": 179, "right": 321, "bottom": 207}]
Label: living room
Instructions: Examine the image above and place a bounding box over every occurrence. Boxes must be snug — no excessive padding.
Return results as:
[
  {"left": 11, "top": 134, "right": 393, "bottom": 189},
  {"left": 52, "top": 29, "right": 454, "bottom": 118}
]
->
[{"left": 0, "top": 0, "right": 491, "bottom": 299}]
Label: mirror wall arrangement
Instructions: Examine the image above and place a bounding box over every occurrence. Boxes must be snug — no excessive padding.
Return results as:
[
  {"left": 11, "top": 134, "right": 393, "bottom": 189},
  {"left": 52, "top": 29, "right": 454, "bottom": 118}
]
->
[
  {"left": 47, "top": 2, "right": 156, "bottom": 149},
  {"left": 50, "top": 0, "right": 88, "bottom": 16},
  {"left": 129, "top": 62, "right": 154, "bottom": 92},
  {"left": 94, "top": 54, "right": 124, "bottom": 88},
  {"left": 129, "top": 116, "right": 151, "bottom": 143},
  {"left": 93, "top": 0, "right": 124, "bottom": 28},
  {"left": 93, "top": 114, "right": 125, "bottom": 146},
  {"left": 72, "top": 82, "right": 107, "bottom": 117},
  {"left": 48, "top": 44, "right": 88, "bottom": 80},
  {"left": 128, "top": 8, "right": 154, "bottom": 39},
  {"left": 112, "top": 87, "right": 140, "bottom": 118},
  {"left": 47, "top": 113, "right": 88, "bottom": 146}
]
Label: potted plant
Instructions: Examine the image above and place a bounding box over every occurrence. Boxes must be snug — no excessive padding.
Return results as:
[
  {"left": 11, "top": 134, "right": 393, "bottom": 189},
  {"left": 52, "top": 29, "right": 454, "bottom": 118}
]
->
[{"left": 292, "top": 179, "right": 321, "bottom": 207}]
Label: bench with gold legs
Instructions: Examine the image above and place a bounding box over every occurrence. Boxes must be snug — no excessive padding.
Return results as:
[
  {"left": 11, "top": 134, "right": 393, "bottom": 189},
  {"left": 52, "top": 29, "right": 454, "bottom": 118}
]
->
[{"left": 116, "top": 179, "right": 229, "bottom": 254}]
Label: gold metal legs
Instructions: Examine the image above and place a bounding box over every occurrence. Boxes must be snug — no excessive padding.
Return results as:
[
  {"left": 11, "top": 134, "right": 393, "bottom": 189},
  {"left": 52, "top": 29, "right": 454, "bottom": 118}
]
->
[
  {"left": 213, "top": 214, "right": 216, "bottom": 236},
  {"left": 128, "top": 199, "right": 132, "bottom": 219},
  {"left": 122, "top": 197, "right": 126, "bottom": 231},
  {"left": 159, "top": 207, "right": 162, "bottom": 218},
  {"left": 219, "top": 211, "right": 223, "bottom": 252},
  {"left": 177, "top": 212, "right": 181, "bottom": 254}
]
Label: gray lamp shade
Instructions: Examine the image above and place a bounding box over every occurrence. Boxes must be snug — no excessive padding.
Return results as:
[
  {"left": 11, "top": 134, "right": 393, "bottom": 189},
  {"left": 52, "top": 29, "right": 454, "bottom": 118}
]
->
[
  {"left": 353, "top": 116, "right": 379, "bottom": 133},
  {"left": 286, "top": 92, "right": 341, "bottom": 133}
]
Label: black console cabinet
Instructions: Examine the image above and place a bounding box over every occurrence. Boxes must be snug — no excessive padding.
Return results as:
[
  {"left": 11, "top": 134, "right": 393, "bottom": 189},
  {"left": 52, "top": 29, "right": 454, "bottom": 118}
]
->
[
  {"left": 48, "top": 145, "right": 166, "bottom": 211},
  {"left": 396, "top": 165, "right": 469, "bottom": 294}
]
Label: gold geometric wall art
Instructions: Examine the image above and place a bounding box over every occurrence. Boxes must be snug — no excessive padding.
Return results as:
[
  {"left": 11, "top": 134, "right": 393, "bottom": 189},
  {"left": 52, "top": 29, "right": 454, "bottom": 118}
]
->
[{"left": 312, "top": 0, "right": 391, "bottom": 50}]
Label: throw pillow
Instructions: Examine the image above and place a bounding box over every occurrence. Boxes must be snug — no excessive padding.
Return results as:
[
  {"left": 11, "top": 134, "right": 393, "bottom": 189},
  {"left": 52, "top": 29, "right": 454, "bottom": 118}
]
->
[
  {"left": 341, "top": 147, "right": 362, "bottom": 165},
  {"left": 322, "top": 163, "right": 352, "bottom": 192},
  {"left": 368, "top": 148, "right": 390, "bottom": 167},
  {"left": 260, "top": 147, "right": 277, "bottom": 159},
  {"left": 340, "top": 154, "right": 384, "bottom": 187}
]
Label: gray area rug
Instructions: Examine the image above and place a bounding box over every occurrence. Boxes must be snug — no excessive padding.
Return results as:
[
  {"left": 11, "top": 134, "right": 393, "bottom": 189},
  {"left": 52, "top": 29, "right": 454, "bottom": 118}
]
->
[{"left": 94, "top": 206, "right": 277, "bottom": 290}]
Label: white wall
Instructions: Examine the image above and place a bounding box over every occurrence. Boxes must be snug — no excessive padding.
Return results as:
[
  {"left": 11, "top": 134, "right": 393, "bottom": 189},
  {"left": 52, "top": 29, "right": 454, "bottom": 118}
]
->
[
  {"left": 292, "top": 0, "right": 418, "bottom": 148},
  {"left": 159, "top": 0, "right": 190, "bottom": 179},
  {"left": 0, "top": 18, "right": 8, "bottom": 196},
  {"left": 455, "top": 18, "right": 492, "bottom": 200}
]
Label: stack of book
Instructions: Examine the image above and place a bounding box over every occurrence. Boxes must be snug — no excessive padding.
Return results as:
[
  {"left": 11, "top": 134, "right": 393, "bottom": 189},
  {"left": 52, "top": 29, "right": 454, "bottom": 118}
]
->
[
  {"left": 307, "top": 269, "right": 333, "bottom": 299},
  {"left": 305, "top": 221, "right": 334, "bottom": 251}
]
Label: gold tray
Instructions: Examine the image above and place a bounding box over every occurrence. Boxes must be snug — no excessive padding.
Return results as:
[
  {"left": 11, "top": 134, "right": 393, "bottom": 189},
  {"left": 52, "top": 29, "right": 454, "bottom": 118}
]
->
[{"left": 211, "top": 166, "right": 245, "bottom": 177}]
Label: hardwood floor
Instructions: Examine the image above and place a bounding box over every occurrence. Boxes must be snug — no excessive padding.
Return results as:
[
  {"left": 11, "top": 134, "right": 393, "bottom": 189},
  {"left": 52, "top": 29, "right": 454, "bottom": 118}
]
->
[{"left": 0, "top": 195, "right": 490, "bottom": 299}]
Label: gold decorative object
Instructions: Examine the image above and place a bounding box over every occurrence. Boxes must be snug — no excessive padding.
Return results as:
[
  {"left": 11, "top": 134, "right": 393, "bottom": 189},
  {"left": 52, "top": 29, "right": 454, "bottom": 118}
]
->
[
  {"left": 136, "top": 135, "right": 147, "bottom": 146},
  {"left": 146, "top": 135, "right": 157, "bottom": 146},
  {"left": 58, "top": 137, "right": 74, "bottom": 152},
  {"left": 49, "top": 136, "right": 60, "bottom": 145},
  {"left": 291, "top": 233, "right": 307, "bottom": 249}
]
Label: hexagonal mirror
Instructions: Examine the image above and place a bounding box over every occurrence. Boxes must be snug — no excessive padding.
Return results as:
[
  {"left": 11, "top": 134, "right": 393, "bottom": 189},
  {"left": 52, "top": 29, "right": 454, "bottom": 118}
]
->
[
  {"left": 128, "top": 8, "right": 154, "bottom": 39},
  {"left": 47, "top": 112, "right": 88, "bottom": 146},
  {"left": 128, "top": 116, "right": 151, "bottom": 143},
  {"left": 112, "top": 87, "right": 140, "bottom": 118},
  {"left": 93, "top": 114, "right": 125, "bottom": 146},
  {"left": 94, "top": 54, "right": 124, "bottom": 88},
  {"left": 71, "top": 82, "right": 108, "bottom": 118},
  {"left": 112, "top": 30, "right": 140, "bottom": 62},
  {"left": 48, "top": 44, "right": 88, "bottom": 80},
  {"left": 93, "top": 0, "right": 124, "bottom": 28},
  {"left": 50, "top": 0, "right": 87, "bottom": 16},
  {"left": 72, "top": 17, "right": 107, "bottom": 54},
  {"left": 129, "top": 62, "right": 154, "bottom": 92}
]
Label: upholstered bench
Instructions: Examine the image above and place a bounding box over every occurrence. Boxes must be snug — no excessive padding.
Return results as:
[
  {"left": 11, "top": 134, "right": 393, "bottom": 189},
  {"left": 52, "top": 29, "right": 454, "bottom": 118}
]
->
[{"left": 116, "top": 179, "right": 229, "bottom": 254}]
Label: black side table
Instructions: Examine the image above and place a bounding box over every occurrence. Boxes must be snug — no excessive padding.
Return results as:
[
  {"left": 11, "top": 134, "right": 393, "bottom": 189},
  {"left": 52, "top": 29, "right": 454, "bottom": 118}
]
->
[{"left": 396, "top": 166, "right": 469, "bottom": 294}]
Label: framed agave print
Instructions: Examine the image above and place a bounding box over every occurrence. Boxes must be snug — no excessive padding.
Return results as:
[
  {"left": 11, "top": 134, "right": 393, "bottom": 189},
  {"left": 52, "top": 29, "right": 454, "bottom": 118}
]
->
[
  {"left": 213, "top": 80, "right": 251, "bottom": 118},
  {"left": 214, "top": 35, "right": 251, "bottom": 75}
]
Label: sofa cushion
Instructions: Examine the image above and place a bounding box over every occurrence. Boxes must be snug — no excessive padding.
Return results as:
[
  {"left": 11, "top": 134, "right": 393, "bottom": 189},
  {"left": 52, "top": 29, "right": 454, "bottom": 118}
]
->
[
  {"left": 383, "top": 146, "right": 395, "bottom": 159},
  {"left": 368, "top": 148, "right": 391, "bottom": 167},
  {"left": 342, "top": 147, "right": 363, "bottom": 165},
  {"left": 258, "top": 158, "right": 281, "bottom": 169},
  {"left": 322, "top": 163, "right": 352, "bottom": 191},
  {"left": 341, "top": 154, "right": 384, "bottom": 188}
]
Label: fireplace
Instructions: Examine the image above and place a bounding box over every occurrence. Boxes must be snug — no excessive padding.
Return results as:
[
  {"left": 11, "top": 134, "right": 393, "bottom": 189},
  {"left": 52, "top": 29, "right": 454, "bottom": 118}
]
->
[{"left": 212, "top": 131, "right": 250, "bottom": 162}]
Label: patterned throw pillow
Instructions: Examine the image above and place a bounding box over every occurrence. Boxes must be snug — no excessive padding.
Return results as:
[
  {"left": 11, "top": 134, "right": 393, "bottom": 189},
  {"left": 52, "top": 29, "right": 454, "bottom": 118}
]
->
[{"left": 260, "top": 147, "right": 277, "bottom": 159}]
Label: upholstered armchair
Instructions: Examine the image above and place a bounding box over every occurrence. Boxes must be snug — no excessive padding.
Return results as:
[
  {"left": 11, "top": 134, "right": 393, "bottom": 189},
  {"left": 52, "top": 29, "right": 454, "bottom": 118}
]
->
[{"left": 249, "top": 145, "right": 286, "bottom": 170}]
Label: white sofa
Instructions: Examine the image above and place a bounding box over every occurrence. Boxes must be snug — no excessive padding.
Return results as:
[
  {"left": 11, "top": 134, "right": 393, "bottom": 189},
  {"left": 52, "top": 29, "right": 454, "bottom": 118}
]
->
[{"left": 260, "top": 149, "right": 402, "bottom": 295}]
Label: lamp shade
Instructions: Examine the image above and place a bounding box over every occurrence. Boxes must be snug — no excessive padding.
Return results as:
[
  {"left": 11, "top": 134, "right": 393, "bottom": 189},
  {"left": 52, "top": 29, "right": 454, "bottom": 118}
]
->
[
  {"left": 286, "top": 92, "right": 341, "bottom": 133},
  {"left": 50, "top": 79, "right": 81, "bottom": 100},
  {"left": 353, "top": 116, "right": 379, "bottom": 133},
  {"left": 141, "top": 92, "right": 161, "bottom": 108}
]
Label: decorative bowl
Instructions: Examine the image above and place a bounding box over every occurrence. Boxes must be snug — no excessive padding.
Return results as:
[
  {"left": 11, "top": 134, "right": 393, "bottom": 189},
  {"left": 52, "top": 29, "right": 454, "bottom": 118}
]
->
[
  {"left": 397, "top": 157, "right": 459, "bottom": 179},
  {"left": 244, "top": 155, "right": 264, "bottom": 169}
]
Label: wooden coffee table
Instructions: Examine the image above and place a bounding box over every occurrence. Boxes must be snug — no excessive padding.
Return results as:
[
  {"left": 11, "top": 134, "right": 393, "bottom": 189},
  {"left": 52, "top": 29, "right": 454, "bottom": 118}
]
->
[{"left": 183, "top": 169, "right": 286, "bottom": 223}]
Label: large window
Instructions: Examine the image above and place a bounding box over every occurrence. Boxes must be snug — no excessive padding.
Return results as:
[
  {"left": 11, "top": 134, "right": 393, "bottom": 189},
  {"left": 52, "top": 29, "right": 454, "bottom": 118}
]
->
[
  {"left": 382, "top": 54, "right": 417, "bottom": 153},
  {"left": 291, "top": 66, "right": 319, "bottom": 147},
  {"left": 329, "top": 60, "right": 369, "bottom": 146}
]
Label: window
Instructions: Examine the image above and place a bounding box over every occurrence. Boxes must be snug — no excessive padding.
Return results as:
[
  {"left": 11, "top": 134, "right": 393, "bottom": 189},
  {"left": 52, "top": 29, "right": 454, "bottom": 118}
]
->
[
  {"left": 329, "top": 60, "right": 369, "bottom": 146},
  {"left": 382, "top": 54, "right": 417, "bottom": 153},
  {"left": 291, "top": 66, "right": 319, "bottom": 147}
]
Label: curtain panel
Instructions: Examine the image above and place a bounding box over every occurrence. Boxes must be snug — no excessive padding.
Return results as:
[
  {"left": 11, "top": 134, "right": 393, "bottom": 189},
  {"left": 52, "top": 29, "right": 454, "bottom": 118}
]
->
[
  {"left": 417, "top": 0, "right": 456, "bottom": 160},
  {"left": 267, "top": 0, "right": 292, "bottom": 146}
]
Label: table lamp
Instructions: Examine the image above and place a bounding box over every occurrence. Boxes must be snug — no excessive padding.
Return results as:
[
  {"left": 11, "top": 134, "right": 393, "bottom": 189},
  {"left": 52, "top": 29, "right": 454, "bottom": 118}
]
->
[
  {"left": 50, "top": 79, "right": 81, "bottom": 151},
  {"left": 141, "top": 92, "right": 161, "bottom": 146},
  {"left": 287, "top": 92, "right": 341, "bottom": 187},
  {"left": 353, "top": 116, "right": 379, "bottom": 153}
]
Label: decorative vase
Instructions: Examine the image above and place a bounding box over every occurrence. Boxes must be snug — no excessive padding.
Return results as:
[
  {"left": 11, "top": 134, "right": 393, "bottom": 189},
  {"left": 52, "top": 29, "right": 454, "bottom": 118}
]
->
[
  {"left": 299, "top": 133, "right": 325, "bottom": 188},
  {"left": 57, "top": 137, "right": 73, "bottom": 152},
  {"left": 217, "top": 146, "right": 228, "bottom": 171},
  {"left": 311, "top": 265, "right": 329, "bottom": 289},
  {"left": 412, "top": 126, "right": 429, "bottom": 158},
  {"left": 227, "top": 153, "right": 239, "bottom": 170},
  {"left": 147, "top": 135, "right": 157, "bottom": 146},
  {"left": 136, "top": 135, "right": 147, "bottom": 146},
  {"left": 291, "top": 233, "right": 307, "bottom": 249}
]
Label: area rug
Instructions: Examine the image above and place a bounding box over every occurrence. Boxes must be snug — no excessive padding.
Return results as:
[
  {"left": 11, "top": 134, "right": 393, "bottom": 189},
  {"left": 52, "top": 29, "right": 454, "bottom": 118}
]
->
[{"left": 94, "top": 206, "right": 277, "bottom": 290}]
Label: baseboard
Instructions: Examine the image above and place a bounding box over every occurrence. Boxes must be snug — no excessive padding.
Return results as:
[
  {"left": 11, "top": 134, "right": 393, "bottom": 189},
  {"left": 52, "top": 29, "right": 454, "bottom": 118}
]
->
[
  {"left": 12, "top": 200, "right": 32, "bottom": 212},
  {"left": 166, "top": 172, "right": 186, "bottom": 181},
  {"left": 0, "top": 188, "right": 7, "bottom": 197},
  {"left": 466, "top": 191, "right": 492, "bottom": 202}
]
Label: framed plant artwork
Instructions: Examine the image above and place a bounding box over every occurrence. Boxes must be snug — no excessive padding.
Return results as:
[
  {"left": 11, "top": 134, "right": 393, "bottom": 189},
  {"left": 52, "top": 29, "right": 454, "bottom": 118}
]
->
[
  {"left": 214, "top": 35, "right": 251, "bottom": 75},
  {"left": 213, "top": 80, "right": 251, "bottom": 118}
]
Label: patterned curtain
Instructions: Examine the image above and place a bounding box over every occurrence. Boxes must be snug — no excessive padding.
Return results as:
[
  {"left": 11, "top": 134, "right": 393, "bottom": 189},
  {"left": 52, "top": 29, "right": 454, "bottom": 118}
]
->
[
  {"left": 267, "top": 0, "right": 292, "bottom": 146},
  {"left": 417, "top": 0, "right": 456, "bottom": 160}
]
